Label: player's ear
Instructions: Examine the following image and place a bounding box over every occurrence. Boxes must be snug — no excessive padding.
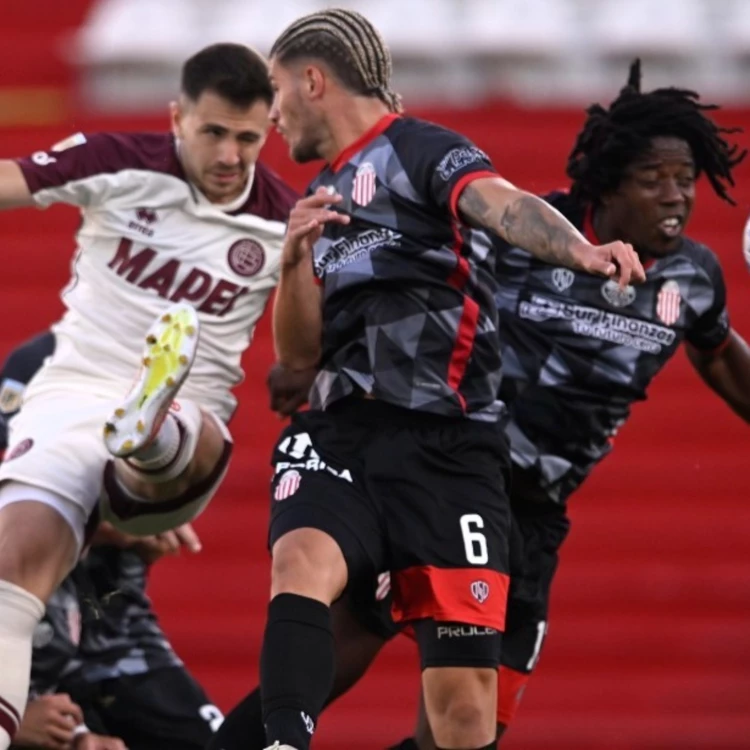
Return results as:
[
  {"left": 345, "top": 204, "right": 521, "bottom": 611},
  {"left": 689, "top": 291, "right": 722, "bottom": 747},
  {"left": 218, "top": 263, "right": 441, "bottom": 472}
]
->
[
  {"left": 169, "top": 100, "right": 182, "bottom": 139},
  {"left": 305, "top": 64, "right": 326, "bottom": 101}
]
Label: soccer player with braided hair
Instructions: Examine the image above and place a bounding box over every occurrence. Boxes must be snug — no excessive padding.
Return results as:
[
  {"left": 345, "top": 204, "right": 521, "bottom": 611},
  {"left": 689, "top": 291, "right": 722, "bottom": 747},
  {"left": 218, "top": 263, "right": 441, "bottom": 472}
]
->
[
  {"left": 210, "top": 57, "right": 750, "bottom": 749},
  {"left": 256, "top": 8, "right": 642, "bottom": 750}
]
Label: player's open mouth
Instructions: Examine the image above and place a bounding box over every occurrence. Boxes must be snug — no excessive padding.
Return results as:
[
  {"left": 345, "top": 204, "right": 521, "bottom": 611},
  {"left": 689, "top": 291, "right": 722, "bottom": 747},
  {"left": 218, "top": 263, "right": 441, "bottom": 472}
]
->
[{"left": 658, "top": 216, "right": 683, "bottom": 237}]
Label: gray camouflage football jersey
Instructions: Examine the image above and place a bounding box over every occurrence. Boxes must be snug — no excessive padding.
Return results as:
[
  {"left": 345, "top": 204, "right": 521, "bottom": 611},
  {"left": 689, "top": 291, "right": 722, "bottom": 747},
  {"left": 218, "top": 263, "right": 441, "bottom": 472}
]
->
[
  {"left": 496, "top": 191, "right": 730, "bottom": 504},
  {"left": 30, "top": 547, "right": 181, "bottom": 695},
  {"left": 307, "top": 114, "right": 503, "bottom": 421}
]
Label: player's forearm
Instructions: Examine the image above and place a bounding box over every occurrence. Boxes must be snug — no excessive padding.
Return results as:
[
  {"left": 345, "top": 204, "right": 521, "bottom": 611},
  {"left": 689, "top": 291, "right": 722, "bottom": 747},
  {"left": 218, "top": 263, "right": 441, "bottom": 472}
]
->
[
  {"left": 273, "top": 263, "right": 323, "bottom": 370},
  {"left": 458, "top": 180, "right": 587, "bottom": 268},
  {"left": 0, "top": 160, "right": 33, "bottom": 209},
  {"left": 687, "top": 330, "right": 750, "bottom": 423}
]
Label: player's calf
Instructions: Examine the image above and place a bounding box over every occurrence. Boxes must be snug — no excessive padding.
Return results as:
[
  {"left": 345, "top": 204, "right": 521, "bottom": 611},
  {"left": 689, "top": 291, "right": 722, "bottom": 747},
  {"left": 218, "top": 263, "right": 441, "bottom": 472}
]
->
[
  {"left": 99, "top": 304, "right": 232, "bottom": 535},
  {"left": 260, "top": 529, "right": 349, "bottom": 750},
  {"left": 0, "top": 500, "right": 77, "bottom": 750}
]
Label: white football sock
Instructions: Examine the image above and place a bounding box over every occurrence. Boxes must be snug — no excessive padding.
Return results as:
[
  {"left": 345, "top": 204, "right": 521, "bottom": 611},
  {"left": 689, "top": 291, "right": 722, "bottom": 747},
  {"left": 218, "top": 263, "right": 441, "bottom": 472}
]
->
[
  {"left": 124, "top": 401, "right": 203, "bottom": 484},
  {"left": 130, "top": 412, "right": 182, "bottom": 470},
  {"left": 0, "top": 580, "right": 44, "bottom": 749}
]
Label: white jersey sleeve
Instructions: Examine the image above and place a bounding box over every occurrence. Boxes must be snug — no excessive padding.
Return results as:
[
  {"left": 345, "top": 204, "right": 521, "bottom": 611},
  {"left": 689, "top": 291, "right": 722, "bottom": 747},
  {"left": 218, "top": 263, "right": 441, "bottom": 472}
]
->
[{"left": 14, "top": 131, "right": 298, "bottom": 422}]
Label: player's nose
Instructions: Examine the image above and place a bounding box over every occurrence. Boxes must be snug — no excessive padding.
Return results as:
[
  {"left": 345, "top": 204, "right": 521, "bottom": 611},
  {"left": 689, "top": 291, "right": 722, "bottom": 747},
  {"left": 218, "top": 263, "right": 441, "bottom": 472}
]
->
[
  {"left": 659, "top": 178, "right": 685, "bottom": 205},
  {"left": 218, "top": 140, "right": 241, "bottom": 166}
]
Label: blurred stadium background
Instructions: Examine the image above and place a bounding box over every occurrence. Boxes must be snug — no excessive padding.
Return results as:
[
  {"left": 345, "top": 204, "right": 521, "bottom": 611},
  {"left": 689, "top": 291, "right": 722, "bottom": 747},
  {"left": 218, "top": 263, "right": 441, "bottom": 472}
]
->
[{"left": 1, "top": 1, "right": 749, "bottom": 748}]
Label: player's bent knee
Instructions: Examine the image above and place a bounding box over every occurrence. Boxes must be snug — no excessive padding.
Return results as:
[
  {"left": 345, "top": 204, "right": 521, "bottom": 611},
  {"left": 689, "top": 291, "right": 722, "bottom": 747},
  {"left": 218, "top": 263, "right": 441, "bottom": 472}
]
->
[
  {"left": 99, "top": 413, "right": 233, "bottom": 536},
  {"left": 270, "top": 528, "right": 348, "bottom": 603},
  {"left": 422, "top": 666, "right": 497, "bottom": 747}
]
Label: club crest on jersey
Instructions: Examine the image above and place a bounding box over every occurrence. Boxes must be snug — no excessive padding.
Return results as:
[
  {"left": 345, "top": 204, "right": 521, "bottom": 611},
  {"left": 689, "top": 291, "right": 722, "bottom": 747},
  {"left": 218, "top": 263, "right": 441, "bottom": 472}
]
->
[
  {"left": 352, "top": 162, "right": 377, "bottom": 207},
  {"left": 656, "top": 279, "right": 682, "bottom": 326},
  {"left": 471, "top": 580, "right": 490, "bottom": 604},
  {"left": 228, "top": 239, "right": 265, "bottom": 278},
  {"left": 375, "top": 572, "right": 392, "bottom": 601},
  {"left": 274, "top": 469, "right": 301, "bottom": 501},
  {"left": 601, "top": 279, "right": 636, "bottom": 308},
  {"left": 551, "top": 268, "right": 574, "bottom": 292}
]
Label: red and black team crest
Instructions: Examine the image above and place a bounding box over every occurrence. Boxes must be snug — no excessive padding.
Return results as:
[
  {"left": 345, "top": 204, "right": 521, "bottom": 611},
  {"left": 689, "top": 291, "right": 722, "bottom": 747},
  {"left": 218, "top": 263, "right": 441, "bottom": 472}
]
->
[
  {"left": 352, "top": 162, "right": 377, "bottom": 207},
  {"left": 471, "top": 580, "right": 490, "bottom": 604},
  {"left": 228, "top": 239, "right": 265, "bottom": 278},
  {"left": 656, "top": 280, "right": 682, "bottom": 326}
]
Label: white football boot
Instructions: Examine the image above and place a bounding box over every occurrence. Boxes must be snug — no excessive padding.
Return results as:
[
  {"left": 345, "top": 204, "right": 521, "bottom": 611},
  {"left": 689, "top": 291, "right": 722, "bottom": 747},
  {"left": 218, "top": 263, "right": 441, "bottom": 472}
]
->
[{"left": 103, "top": 303, "right": 200, "bottom": 457}]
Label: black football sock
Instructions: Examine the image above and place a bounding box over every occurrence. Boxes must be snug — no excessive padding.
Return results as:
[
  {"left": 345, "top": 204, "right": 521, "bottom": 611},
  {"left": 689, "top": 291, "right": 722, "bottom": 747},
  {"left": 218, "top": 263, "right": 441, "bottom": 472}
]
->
[
  {"left": 387, "top": 739, "right": 419, "bottom": 750},
  {"left": 261, "top": 593, "right": 334, "bottom": 750},
  {"left": 205, "top": 687, "right": 266, "bottom": 750}
]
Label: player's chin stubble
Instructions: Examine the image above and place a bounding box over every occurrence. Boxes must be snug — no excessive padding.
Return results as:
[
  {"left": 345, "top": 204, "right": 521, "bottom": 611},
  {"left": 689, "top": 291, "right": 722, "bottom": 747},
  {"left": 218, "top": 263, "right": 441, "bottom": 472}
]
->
[{"left": 291, "top": 141, "right": 321, "bottom": 164}]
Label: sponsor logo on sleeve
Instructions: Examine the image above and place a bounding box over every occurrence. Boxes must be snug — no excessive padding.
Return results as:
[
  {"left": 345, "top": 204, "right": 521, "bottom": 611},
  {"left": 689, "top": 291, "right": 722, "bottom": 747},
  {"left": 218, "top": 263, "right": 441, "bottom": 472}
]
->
[
  {"left": 51, "top": 132, "right": 87, "bottom": 152},
  {"left": 436, "top": 146, "right": 490, "bottom": 181}
]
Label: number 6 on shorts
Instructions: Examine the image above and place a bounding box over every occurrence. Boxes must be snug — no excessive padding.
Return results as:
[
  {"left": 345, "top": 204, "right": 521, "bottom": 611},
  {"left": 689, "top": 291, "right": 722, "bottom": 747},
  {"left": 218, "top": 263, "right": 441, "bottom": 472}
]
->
[{"left": 460, "top": 513, "right": 488, "bottom": 565}]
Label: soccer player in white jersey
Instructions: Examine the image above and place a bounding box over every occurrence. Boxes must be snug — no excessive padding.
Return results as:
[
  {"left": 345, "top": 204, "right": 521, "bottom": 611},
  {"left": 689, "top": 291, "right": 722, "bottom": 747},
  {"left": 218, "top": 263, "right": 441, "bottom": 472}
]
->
[{"left": 0, "top": 43, "right": 296, "bottom": 749}]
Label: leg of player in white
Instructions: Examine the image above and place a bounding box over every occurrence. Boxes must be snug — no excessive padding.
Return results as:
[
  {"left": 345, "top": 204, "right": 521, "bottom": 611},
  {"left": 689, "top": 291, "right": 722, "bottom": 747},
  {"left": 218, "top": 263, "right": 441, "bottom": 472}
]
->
[
  {"left": 100, "top": 304, "right": 229, "bottom": 535},
  {"left": 0, "top": 303, "right": 231, "bottom": 750}
]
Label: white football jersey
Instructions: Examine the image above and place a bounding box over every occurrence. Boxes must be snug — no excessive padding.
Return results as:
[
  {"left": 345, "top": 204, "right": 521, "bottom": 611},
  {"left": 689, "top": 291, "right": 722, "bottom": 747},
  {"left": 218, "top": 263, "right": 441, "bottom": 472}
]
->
[{"left": 16, "top": 132, "right": 297, "bottom": 421}]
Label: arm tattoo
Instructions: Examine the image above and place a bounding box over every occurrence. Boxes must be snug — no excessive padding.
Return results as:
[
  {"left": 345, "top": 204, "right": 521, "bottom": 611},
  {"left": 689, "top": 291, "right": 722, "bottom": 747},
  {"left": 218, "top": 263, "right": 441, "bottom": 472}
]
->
[{"left": 458, "top": 185, "right": 581, "bottom": 267}]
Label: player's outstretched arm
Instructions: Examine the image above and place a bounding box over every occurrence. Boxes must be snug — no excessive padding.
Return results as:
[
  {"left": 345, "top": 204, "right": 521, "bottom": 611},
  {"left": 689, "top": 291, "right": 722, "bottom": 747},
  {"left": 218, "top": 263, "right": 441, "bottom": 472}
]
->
[
  {"left": 457, "top": 177, "right": 646, "bottom": 287},
  {"left": 0, "top": 160, "right": 33, "bottom": 209},
  {"left": 273, "top": 188, "right": 350, "bottom": 370},
  {"left": 686, "top": 329, "right": 750, "bottom": 423}
]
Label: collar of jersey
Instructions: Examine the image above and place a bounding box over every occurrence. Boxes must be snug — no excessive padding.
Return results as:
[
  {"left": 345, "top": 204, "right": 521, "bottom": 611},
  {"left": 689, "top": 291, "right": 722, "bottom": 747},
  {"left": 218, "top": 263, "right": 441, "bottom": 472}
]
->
[
  {"left": 191, "top": 164, "right": 255, "bottom": 213},
  {"left": 330, "top": 113, "right": 401, "bottom": 173}
]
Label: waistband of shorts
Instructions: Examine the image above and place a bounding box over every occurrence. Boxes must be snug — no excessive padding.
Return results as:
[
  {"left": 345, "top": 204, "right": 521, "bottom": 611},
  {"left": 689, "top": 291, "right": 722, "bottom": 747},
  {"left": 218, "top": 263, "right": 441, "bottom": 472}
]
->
[{"left": 326, "top": 394, "right": 497, "bottom": 431}]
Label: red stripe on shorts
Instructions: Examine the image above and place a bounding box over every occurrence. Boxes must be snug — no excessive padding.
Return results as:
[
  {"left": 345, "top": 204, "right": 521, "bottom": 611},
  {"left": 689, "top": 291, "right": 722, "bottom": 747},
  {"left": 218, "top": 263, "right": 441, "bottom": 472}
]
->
[
  {"left": 497, "top": 665, "right": 531, "bottom": 726},
  {"left": 0, "top": 695, "right": 20, "bottom": 738},
  {"left": 391, "top": 565, "right": 509, "bottom": 630}
]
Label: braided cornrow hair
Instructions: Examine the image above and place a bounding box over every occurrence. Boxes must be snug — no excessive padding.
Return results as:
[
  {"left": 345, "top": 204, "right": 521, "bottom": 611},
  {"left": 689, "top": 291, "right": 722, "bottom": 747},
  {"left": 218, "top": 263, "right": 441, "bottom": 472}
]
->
[
  {"left": 270, "top": 8, "right": 403, "bottom": 113},
  {"left": 567, "top": 59, "right": 746, "bottom": 206}
]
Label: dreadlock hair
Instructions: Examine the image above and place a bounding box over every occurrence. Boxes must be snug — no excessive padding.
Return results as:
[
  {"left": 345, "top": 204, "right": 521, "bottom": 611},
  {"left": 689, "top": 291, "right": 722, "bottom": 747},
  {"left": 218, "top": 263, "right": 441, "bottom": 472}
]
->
[
  {"left": 270, "top": 8, "right": 403, "bottom": 114},
  {"left": 567, "top": 59, "right": 746, "bottom": 206}
]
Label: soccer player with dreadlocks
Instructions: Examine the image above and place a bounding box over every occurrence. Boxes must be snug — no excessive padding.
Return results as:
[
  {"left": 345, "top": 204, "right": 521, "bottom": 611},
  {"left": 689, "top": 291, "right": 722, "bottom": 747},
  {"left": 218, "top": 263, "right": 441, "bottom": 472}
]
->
[
  {"left": 402, "top": 56, "right": 750, "bottom": 748},
  {"left": 258, "top": 7, "right": 643, "bottom": 750},
  {"left": 208, "top": 57, "right": 750, "bottom": 749}
]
